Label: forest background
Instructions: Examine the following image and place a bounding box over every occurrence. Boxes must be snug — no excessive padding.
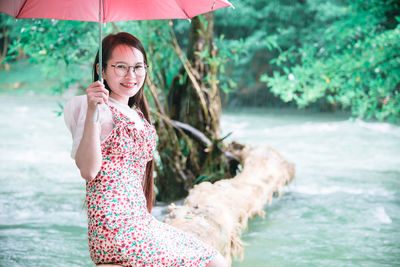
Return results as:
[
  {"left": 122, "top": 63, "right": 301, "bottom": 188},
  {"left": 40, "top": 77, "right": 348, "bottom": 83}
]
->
[{"left": 0, "top": 0, "right": 399, "bottom": 200}]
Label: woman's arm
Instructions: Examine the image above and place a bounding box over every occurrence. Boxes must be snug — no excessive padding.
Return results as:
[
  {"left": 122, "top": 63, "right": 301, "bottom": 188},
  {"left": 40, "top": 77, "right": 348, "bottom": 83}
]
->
[{"left": 75, "top": 81, "right": 109, "bottom": 181}]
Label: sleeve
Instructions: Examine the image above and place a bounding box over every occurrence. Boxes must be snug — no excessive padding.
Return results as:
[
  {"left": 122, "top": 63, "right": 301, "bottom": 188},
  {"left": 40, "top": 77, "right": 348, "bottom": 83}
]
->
[
  {"left": 64, "top": 95, "right": 114, "bottom": 159},
  {"left": 63, "top": 95, "right": 91, "bottom": 159}
]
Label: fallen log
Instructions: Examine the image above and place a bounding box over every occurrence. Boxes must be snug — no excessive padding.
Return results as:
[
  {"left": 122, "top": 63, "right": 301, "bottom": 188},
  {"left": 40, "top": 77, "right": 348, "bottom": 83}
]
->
[{"left": 163, "top": 143, "right": 295, "bottom": 266}]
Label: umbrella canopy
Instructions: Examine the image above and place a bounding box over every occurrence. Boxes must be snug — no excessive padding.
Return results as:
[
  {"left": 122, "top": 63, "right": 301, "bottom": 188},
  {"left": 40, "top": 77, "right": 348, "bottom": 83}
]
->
[{"left": 0, "top": 0, "right": 233, "bottom": 22}]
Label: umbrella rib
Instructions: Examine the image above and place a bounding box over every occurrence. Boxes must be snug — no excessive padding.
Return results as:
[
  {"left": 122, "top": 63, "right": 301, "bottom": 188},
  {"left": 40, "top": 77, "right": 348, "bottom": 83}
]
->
[
  {"left": 15, "top": 0, "right": 29, "bottom": 18},
  {"left": 102, "top": 0, "right": 105, "bottom": 22},
  {"left": 173, "top": 0, "right": 191, "bottom": 19}
]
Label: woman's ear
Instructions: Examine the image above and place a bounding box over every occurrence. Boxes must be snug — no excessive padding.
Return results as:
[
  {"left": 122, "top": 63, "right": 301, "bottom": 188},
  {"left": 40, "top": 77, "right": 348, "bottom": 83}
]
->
[{"left": 96, "top": 63, "right": 106, "bottom": 80}]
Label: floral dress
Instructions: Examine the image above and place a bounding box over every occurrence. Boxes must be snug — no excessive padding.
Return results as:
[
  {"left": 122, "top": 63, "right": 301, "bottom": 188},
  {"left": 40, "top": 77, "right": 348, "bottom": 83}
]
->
[{"left": 85, "top": 103, "right": 218, "bottom": 267}]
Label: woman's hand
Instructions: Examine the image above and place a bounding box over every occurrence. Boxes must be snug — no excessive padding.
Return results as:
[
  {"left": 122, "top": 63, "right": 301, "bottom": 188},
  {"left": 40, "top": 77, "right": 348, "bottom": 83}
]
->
[{"left": 86, "top": 80, "right": 109, "bottom": 111}]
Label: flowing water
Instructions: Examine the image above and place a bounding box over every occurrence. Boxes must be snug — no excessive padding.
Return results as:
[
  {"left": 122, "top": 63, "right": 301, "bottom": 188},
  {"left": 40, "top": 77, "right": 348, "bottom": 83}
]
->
[
  {"left": 223, "top": 108, "right": 400, "bottom": 267},
  {"left": 0, "top": 95, "right": 399, "bottom": 266}
]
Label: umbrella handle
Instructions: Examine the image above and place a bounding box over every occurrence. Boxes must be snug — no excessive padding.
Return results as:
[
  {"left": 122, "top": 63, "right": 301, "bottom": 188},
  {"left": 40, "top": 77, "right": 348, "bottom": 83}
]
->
[{"left": 92, "top": 4, "right": 103, "bottom": 124}]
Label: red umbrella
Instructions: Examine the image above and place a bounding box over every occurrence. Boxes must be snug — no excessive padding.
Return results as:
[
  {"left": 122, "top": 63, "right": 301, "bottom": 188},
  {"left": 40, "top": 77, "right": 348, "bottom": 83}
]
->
[
  {"left": 0, "top": 0, "right": 233, "bottom": 22},
  {"left": 0, "top": 0, "right": 233, "bottom": 119}
]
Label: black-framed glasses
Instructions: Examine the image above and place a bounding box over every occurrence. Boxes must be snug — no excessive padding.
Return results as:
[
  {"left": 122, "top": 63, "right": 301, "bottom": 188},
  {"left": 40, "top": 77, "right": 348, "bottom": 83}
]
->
[{"left": 110, "top": 63, "right": 147, "bottom": 77}]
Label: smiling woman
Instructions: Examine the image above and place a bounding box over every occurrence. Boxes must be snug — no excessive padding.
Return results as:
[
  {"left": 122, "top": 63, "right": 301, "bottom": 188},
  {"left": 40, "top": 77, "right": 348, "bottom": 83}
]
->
[{"left": 63, "top": 32, "right": 228, "bottom": 267}]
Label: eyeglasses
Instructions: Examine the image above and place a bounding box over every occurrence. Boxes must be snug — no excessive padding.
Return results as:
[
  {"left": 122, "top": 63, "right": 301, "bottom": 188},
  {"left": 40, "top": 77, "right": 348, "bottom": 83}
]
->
[{"left": 110, "top": 63, "right": 147, "bottom": 77}]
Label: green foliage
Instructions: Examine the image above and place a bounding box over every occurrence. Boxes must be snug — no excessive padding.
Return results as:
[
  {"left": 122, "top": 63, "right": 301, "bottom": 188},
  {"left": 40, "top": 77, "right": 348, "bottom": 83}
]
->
[
  {"left": 53, "top": 101, "right": 64, "bottom": 117},
  {"left": 0, "top": 59, "right": 57, "bottom": 95},
  {"left": 3, "top": 15, "right": 100, "bottom": 92},
  {"left": 261, "top": 0, "right": 400, "bottom": 123},
  {"left": 214, "top": 0, "right": 319, "bottom": 90},
  {"left": 137, "top": 20, "right": 181, "bottom": 95}
]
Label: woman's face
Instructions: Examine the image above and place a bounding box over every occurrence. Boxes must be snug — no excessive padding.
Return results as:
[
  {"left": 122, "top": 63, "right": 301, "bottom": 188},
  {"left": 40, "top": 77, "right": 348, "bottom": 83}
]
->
[{"left": 102, "top": 44, "right": 146, "bottom": 104}]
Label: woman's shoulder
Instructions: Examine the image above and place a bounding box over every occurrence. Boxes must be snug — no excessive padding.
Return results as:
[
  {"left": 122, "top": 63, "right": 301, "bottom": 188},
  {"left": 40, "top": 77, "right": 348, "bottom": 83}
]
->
[
  {"left": 64, "top": 95, "right": 87, "bottom": 114},
  {"left": 64, "top": 95, "right": 113, "bottom": 134},
  {"left": 65, "top": 95, "right": 112, "bottom": 120},
  {"left": 64, "top": 95, "right": 87, "bottom": 130}
]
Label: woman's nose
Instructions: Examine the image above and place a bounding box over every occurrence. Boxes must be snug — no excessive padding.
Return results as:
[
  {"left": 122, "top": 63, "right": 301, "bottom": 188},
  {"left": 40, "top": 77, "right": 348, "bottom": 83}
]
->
[{"left": 126, "top": 67, "right": 136, "bottom": 77}]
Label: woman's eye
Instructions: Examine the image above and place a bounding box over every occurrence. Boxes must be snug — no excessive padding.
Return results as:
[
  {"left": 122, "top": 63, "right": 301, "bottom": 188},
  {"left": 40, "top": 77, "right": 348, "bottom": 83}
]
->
[
  {"left": 117, "top": 65, "right": 127, "bottom": 69},
  {"left": 135, "top": 65, "right": 144, "bottom": 70}
]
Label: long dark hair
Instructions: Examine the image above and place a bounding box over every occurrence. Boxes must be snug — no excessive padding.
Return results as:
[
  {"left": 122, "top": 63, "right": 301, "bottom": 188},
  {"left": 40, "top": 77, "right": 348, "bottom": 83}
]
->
[{"left": 93, "top": 32, "right": 154, "bottom": 213}]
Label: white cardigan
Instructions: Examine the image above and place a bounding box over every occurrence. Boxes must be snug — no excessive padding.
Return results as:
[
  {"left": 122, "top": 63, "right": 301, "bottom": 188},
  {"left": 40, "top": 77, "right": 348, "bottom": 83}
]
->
[{"left": 63, "top": 95, "right": 144, "bottom": 159}]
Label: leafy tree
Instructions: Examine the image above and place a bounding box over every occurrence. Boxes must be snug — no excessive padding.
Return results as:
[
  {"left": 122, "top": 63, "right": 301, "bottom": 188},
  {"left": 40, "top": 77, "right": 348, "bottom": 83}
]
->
[
  {"left": 3, "top": 16, "right": 100, "bottom": 93},
  {"left": 214, "top": 0, "right": 325, "bottom": 105},
  {"left": 260, "top": 0, "right": 400, "bottom": 122}
]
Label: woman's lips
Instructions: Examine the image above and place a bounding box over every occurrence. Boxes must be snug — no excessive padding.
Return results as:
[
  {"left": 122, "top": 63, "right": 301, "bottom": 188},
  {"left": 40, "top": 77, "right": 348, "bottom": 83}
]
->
[{"left": 120, "top": 82, "right": 137, "bottom": 88}]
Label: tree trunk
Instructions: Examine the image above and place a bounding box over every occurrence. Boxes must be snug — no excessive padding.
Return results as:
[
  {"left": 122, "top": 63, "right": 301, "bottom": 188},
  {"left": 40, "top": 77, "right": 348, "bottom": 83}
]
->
[
  {"left": 155, "top": 13, "right": 230, "bottom": 202},
  {"left": 0, "top": 24, "right": 10, "bottom": 70},
  {"left": 169, "top": 12, "right": 221, "bottom": 138},
  {"left": 163, "top": 144, "right": 296, "bottom": 266}
]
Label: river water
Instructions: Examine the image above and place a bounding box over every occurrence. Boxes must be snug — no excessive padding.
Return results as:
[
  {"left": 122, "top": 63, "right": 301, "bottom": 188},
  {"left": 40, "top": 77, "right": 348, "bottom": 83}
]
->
[{"left": 0, "top": 95, "right": 399, "bottom": 266}]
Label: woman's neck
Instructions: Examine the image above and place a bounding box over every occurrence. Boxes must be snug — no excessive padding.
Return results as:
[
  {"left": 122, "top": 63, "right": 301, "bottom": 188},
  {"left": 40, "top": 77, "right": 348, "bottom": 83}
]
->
[{"left": 109, "top": 94, "right": 129, "bottom": 106}]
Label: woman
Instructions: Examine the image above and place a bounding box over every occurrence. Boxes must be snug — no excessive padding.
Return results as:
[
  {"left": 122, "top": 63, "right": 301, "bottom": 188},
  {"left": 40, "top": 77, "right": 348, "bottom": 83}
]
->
[{"left": 64, "top": 32, "right": 228, "bottom": 267}]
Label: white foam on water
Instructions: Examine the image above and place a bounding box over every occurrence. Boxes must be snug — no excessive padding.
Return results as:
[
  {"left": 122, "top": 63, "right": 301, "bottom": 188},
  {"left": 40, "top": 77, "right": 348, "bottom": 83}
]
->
[
  {"left": 221, "top": 120, "right": 249, "bottom": 138},
  {"left": 301, "top": 121, "right": 341, "bottom": 132},
  {"left": 355, "top": 118, "right": 400, "bottom": 136},
  {"left": 14, "top": 106, "right": 29, "bottom": 113},
  {"left": 261, "top": 119, "right": 400, "bottom": 138},
  {"left": 292, "top": 184, "right": 392, "bottom": 197},
  {"left": 221, "top": 119, "right": 248, "bottom": 130},
  {"left": 262, "top": 121, "right": 345, "bottom": 135},
  {"left": 373, "top": 206, "right": 392, "bottom": 224},
  {"left": 8, "top": 150, "right": 70, "bottom": 164}
]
